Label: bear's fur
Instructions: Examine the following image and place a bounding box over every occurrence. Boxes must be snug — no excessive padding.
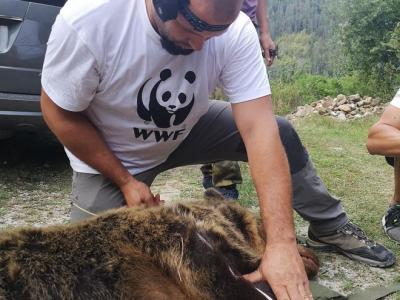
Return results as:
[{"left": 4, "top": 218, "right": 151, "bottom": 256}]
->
[{"left": 0, "top": 196, "right": 318, "bottom": 300}]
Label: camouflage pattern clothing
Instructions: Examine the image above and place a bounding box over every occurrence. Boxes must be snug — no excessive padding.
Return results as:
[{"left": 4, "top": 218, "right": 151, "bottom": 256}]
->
[{"left": 200, "top": 161, "right": 242, "bottom": 187}]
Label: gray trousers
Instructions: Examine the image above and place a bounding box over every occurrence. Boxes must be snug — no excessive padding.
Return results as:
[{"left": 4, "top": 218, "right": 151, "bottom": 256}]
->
[{"left": 71, "top": 100, "right": 348, "bottom": 234}]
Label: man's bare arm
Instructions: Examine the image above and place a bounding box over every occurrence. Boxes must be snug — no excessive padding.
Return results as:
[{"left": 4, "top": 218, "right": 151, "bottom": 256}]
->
[
  {"left": 40, "top": 90, "right": 159, "bottom": 207},
  {"left": 367, "top": 105, "right": 400, "bottom": 156},
  {"left": 233, "top": 96, "right": 310, "bottom": 300}
]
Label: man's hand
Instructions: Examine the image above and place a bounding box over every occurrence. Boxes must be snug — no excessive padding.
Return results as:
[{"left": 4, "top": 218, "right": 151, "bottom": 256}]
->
[
  {"left": 259, "top": 32, "right": 276, "bottom": 66},
  {"left": 120, "top": 178, "right": 162, "bottom": 208},
  {"left": 244, "top": 242, "right": 312, "bottom": 300}
]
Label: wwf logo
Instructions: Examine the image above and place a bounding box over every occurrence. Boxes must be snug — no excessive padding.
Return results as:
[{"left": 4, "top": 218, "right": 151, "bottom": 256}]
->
[{"left": 137, "top": 69, "right": 196, "bottom": 129}]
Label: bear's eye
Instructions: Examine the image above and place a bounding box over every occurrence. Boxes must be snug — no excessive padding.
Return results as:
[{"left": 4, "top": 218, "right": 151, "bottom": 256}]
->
[
  {"left": 162, "top": 91, "right": 171, "bottom": 102},
  {"left": 178, "top": 93, "right": 187, "bottom": 104}
]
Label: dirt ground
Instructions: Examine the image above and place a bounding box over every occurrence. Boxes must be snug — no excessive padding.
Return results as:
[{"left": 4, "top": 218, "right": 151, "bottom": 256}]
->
[{"left": 0, "top": 134, "right": 399, "bottom": 299}]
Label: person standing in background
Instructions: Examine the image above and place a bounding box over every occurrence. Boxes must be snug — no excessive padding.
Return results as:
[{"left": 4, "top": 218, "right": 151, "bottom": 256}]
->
[{"left": 201, "top": 0, "right": 277, "bottom": 199}]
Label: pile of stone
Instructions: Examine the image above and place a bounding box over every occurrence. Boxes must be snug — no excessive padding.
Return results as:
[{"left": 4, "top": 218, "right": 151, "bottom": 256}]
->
[{"left": 287, "top": 94, "right": 386, "bottom": 121}]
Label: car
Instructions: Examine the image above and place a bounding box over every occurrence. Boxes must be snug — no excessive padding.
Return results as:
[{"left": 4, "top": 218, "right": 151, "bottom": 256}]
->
[{"left": 0, "top": 0, "right": 65, "bottom": 139}]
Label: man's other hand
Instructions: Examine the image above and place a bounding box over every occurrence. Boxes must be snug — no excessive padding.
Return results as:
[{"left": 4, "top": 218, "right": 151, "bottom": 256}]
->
[{"left": 243, "top": 242, "right": 312, "bottom": 300}]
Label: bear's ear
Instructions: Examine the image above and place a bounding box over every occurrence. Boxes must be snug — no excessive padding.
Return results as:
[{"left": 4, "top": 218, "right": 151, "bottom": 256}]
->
[
  {"left": 160, "top": 69, "right": 172, "bottom": 81},
  {"left": 184, "top": 71, "right": 196, "bottom": 84}
]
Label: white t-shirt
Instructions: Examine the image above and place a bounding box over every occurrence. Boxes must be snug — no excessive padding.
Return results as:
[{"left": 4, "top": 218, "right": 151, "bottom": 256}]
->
[
  {"left": 390, "top": 89, "right": 400, "bottom": 108},
  {"left": 41, "top": 0, "right": 270, "bottom": 175}
]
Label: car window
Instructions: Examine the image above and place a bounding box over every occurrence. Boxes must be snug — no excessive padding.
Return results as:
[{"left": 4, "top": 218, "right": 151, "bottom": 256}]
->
[{"left": 21, "top": 0, "right": 66, "bottom": 7}]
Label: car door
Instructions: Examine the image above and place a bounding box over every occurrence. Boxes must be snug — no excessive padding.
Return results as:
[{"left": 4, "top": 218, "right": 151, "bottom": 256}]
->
[{"left": 0, "top": 0, "right": 63, "bottom": 95}]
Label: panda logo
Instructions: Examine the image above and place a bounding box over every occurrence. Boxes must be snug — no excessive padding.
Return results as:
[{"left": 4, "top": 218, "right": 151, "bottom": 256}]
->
[{"left": 137, "top": 69, "right": 196, "bottom": 129}]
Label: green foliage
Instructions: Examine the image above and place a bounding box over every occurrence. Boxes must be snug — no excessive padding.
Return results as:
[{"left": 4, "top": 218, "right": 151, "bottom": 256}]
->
[
  {"left": 268, "top": 0, "right": 344, "bottom": 77},
  {"left": 296, "top": 75, "right": 342, "bottom": 99},
  {"left": 339, "top": 72, "right": 399, "bottom": 100},
  {"left": 271, "top": 74, "right": 343, "bottom": 115},
  {"left": 385, "top": 23, "right": 400, "bottom": 61},
  {"left": 268, "top": 31, "right": 312, "bottom": 82},
  {"left": 270, "top": 80, "right": 305, "bottom": 115},
  {"left": 341, "top": 0, "right": 400, "bottom": 91},
  {"left": 266, "top": 0, "right": 399, "bottom": 100},
  {"left": 268, "top": 0, "right": 331, "bottom": 39}
]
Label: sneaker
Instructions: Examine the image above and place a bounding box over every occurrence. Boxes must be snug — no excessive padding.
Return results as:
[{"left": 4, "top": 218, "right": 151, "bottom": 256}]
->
[
  {"left": 216, "top": 185, "right": 239, "bottom": 200},
  {"left": 382, "top": 205, "right": 400, "bottom": 242},
  {"left": 202, "top": 175, "right": 213, "bottom": 189},
  {"left": 307, "top": 222, "right": 395, "bottom": 268}
]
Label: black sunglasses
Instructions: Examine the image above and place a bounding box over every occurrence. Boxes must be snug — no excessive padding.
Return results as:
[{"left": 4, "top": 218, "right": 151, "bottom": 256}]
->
[{"left": 178, "top": 1, "right": 230, "bottom": 32}]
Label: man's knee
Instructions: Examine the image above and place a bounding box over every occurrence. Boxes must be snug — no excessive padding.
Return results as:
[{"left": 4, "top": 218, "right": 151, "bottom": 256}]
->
[
  {"left": 276, "top": 116, "right": 296, "bottom": 140},
  {"left": 71, "top": 172, "right": 125, "bottom": 222},
  {"left": 275, "top": 116, "right": 309, "bottom": 173}
]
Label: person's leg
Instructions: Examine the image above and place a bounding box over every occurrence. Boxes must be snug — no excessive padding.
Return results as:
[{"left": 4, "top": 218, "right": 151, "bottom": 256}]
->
[
  {"left": 70, "top": 172, "right": 126, "bottom": 222},
  {"left": 382, "top": 156, "right": 400, "bottom": 242},
  {"left": 212, "top": 160, "right": 242, "bottom": 187},
  {"left": 200, "top": 161, "right": 242, "bottom": 199},
  {"left": 200, "top": 163, "right": 213, "bottom": 189},
  {"left": 273, "top": 116, "right": 348, "bottom": 233},
  {"left": 274, "top": 116, "right": 393, "bottom": 267},
  {"left": 70, "top": 166, "right": 163, "bottom": 223}
]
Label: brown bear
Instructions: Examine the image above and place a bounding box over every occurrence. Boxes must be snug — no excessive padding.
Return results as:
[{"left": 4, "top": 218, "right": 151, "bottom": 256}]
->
[{"left": 0, "top": 193, "right": 318, "bottom": 300}]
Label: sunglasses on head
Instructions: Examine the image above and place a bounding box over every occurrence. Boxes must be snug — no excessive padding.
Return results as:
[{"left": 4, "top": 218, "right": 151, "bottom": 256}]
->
[{"left": 153, "top": 0, "right": 230, "bottom": 32}]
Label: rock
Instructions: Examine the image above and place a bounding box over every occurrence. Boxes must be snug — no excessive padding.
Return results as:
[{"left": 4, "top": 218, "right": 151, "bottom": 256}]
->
[
  {"left": 363, "top": 97, "right": 372, "bottom": 105},
  {"left": 338, "top": 104, "right": 352, "bottom": 113},
  {"left": 337, "top": 112, "right": 347, "bottom": 121},
  {"left": 349, "top": 94, "right": 361, "bottom": 102},
  {"left": 294, "top": 105, "right": 314, "bottom": 117},
  {"left": 337, "top": 94, "right": 347, "bottom": 102},
  {"left": 322, "top": 100, "right": 333, "bottom": 108},
  {"left": 371, "top": 98, "right": 381, "bottom": 106},
  {"left": 287, "top": 94, "right": 386, "bottom": 121},
  {"left": 318, "top": 108, "right": 328, "bottom": 115}
]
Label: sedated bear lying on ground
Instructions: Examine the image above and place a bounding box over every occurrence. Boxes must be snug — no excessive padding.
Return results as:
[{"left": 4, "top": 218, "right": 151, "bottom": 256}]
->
[{"left": 0, "top": 191, "right": 319, "bottom": 300}]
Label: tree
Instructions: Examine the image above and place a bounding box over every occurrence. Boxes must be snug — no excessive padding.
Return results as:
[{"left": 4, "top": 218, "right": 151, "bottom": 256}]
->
[{"left": 341, "top": 0, "right": 400, "bottom": 93}]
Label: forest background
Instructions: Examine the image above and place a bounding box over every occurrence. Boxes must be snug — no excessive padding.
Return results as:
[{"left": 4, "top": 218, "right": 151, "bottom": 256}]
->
[{"left": 265, "top": 0, "right": 399, "bottom": 114}]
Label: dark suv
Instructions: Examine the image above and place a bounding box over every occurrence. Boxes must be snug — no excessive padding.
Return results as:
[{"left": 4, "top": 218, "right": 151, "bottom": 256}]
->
[{"left": 0, "top": 0, "right": 65, "bottom": 139}]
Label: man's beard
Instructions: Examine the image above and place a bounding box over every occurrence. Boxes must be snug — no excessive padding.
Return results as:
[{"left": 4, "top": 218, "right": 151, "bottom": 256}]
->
[{"left": 160, "top": 35, "right": 194, "bottom": 56}]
